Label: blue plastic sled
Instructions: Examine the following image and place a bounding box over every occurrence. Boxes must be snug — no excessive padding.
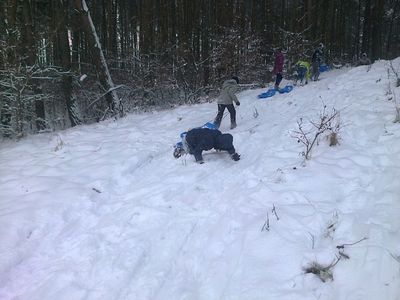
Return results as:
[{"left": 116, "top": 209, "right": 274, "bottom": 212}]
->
[
  {"left": 257, "top": 88, "right": 277, "bottom": 98},
  {"left": 319, "top": 64, "right": 329, "bottom": 72},
  {"left": 279, "top": 85, "right": 293, "bottom": 93},
  {"left": 257, "top": 85, "right": 293, "bottom": 99},
  {"left": 201, "top": 122, "right": 217, "bottom": 130},
  {"left": 175, "top": 122, "right": 218, "bottom": 152},
  {"left": 179, "top": 122, "right": 216, "bottom": 139}
]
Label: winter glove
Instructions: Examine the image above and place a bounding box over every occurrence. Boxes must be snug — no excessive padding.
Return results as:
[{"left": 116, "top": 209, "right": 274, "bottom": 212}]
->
[
  {"left": 236, "top": 101, "right": 240, "bottom": 106},
  {"left": 231, "top": 153, "right": 240, "bottom": 161}
]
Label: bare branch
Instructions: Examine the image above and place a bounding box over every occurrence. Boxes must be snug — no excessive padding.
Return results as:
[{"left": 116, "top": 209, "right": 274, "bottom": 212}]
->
[
  {"left": 336, "top": 237, "right": 368, "bottom": 249},
  {"left": 292, "top": 105, "right": 341, "bottom": 160}
]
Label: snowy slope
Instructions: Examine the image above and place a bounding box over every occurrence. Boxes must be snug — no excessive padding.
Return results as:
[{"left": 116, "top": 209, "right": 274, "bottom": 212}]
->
[{"left": 1, "top": 59, "right": 400, "bottom": 300}]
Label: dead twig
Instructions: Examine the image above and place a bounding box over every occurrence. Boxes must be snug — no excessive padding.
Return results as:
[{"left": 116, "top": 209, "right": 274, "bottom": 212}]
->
[
  {"left": 272, "top": 204, "right": 280, "bottom": 220},
  {"left": 336, "top": 237, "right": 368, "bottom": 249},
  {"left": 261, "top": 213, "right": 270, "bottom": 232},
  {"left": 92, "top": 187, "right": 102, "bottom": 193}
]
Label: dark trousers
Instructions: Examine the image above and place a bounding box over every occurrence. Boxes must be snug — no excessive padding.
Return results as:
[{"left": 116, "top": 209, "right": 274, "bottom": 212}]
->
[
  {"left": 297, "top": 66, "right": 306, "bottom": 81},
  {"left": 275, "top": 73, "right": 283, "bottom": 87},
  {"left": 311, "top": 62, "right": 320, "bottom": 81},
  {"left": 215, "top": 134, "right": 236, "bottom": 154},
  {"left": 296, "top": 66, "right": 308, "bottom": 84},
  {"left": 214, "top": 104, "right": 236, "bottom": 128}
]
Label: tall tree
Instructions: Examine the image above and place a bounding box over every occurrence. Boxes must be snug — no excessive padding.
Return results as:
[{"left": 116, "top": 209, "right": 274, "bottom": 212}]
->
[
  {"left": 21, "top": 0, "right": 46, "bottom": 131},
  {"left": 386, "top": 0, "right": 400, "bottom": 58},
  {"left": 55, "top": 0, "right": 81, "bottom": 126},
  {"left": 361, "top": 0, "right": 372, "bottom": 54},
  {"left": 371, "top": 0, "right": 385, "bottom": 60},
  {"left": 74, "top": 0, "right": 121, "bottom": 116}
]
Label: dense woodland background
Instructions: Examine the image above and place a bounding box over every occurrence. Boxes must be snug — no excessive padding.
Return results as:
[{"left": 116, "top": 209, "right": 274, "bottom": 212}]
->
[{"left": 0, "top": 0, "right": 399, "bottom": 138}]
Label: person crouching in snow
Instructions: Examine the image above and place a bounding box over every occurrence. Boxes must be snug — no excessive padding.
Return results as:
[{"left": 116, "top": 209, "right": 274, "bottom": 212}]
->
[
  {"left": 173, "top": 128, "right": 240, "bottom": 164},
  {"left": 213, "top": 76, "right": 240, "bottom": 130},
  {"left": 295, "top": 60, "right": 310, "bottom": 85}
]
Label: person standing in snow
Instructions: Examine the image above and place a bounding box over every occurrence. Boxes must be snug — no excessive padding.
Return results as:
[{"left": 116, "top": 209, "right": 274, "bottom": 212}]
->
[
  {"left": 213, "top": 76, "right": 241, "bottom": 130},
  {"left": 173, "top": 128, "right": 240, "bottom": 164},
  {"left": 311, "top": 43, "right": 324, "bottom": 81},
  {"left": 272, "top": 48, "right": 284, "bottom": 89}
]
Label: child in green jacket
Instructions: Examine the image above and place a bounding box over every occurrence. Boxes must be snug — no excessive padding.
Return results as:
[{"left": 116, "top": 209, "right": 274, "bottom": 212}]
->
[{"left": 295, "top": 60, "right": 311, "bottom": 85}]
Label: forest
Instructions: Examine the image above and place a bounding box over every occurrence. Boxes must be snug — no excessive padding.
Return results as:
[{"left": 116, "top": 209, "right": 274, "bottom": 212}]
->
[{"left": 0, "top": 0, "right": 399, "bottom": 138}]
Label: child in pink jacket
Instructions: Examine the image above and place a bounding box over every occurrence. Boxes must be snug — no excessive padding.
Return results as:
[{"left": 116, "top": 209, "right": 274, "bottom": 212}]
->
[{"left": 272, "top": 48, "right": 284, "bottom": 89}]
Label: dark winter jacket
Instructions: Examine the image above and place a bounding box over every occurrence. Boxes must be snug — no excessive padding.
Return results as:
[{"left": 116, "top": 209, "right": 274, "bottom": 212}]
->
[
  {"left": 272, "top": 51, "right": 284, "bottom": 75},
  {"left": 312, "top": 47, "right": 324, "bottom": 64},
  {"left": 217, "top": 79, "right": 240, "bottom": 105},
  {"left": 184, "top": 128, "right": 235, "bottom": 162}
]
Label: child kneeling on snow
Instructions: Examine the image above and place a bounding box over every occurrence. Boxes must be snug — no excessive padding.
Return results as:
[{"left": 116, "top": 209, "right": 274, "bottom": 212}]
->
[
  {"left": 295, "top": 60, "right": 310, "bottom": 85},
  {"left": 173, "top": 128, "right": 240, "bottom": 164}
]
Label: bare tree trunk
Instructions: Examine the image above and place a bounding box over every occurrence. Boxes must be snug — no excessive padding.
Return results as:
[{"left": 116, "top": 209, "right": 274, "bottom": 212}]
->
[
  {"left": 386, "top": 0, "right": 399, "bottom": 57},
  {"left": 57, "top": 0, "right": 81, "bottom": 126},
  {"left": 362, "top": 0, "right": 372, "bottom": 54},
  {"left": 371, "top": 0, "right": 385, "bottom": 60},
  {"left": 74, "top": 0, "right": 121, "bottom": 117},
  {"left": 201, "top": 0, "right": 210, "bottom": 86},
  {"left": 0, "top": 1, "right": 6, "bottom": 68},
  {"left": 21, "top": 0, "right": 46, "bottom": 131}
]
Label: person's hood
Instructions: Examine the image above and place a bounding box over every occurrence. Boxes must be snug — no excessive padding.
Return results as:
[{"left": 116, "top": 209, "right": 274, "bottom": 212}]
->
[{"left": 222, "top": 79, "right": 238, "bottom": 89}]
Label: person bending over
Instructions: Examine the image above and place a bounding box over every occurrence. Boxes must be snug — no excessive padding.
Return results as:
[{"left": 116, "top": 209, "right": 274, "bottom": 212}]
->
[{"left": 174, "top": 128, "right": 240, "bottom": 164}]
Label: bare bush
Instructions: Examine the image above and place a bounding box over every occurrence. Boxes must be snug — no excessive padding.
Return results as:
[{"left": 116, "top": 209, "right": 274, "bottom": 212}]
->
[
  {"left": 303, "top": 256, "right": 341, "bottom": 282},
  {"left": 304, "top": 237, "right": 368, "bottom": 282},
  {"left": 292, "top": 105, "right": 341, "bottom": 160}
]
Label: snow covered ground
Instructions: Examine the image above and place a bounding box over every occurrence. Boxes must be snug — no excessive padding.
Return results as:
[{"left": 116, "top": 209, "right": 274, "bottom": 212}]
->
[{"left": 1, "top": 59, "right": 400, "bottom": 300}]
